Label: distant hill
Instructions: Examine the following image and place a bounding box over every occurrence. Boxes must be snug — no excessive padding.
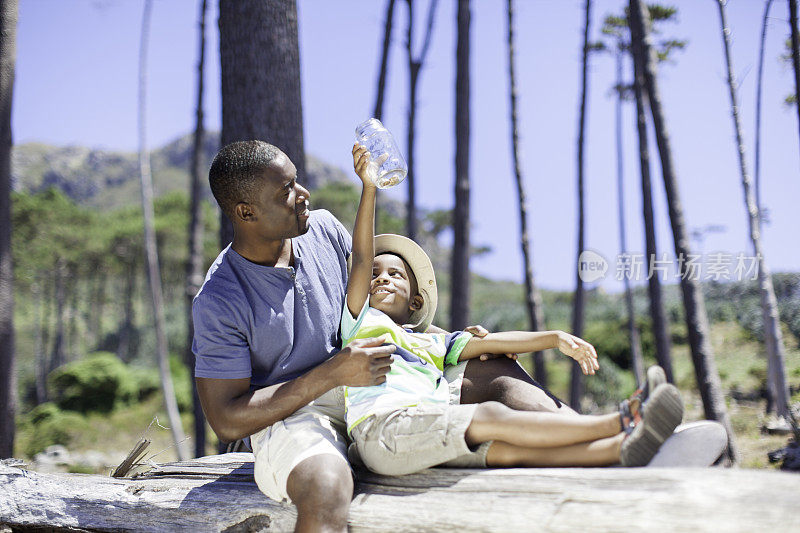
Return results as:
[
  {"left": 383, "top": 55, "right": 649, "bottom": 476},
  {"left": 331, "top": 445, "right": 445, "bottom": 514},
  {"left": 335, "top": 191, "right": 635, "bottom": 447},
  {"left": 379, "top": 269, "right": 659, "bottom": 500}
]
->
[{"left": 11, "top": 133, "right": 351, "bottom": 210}]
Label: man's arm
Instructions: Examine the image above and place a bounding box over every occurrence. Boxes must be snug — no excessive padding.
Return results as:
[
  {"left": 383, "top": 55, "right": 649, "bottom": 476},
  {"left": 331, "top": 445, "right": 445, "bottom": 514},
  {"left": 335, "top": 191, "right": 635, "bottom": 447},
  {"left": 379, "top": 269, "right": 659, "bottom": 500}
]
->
[
  {"left": 459, "top": 330, "right": 600, "bottom": 376},
  {"left": 345, "top": 143, "right": 379, "bottom": 318},
  {"left": 197, "top": 337, "right": 395, "bottom": 442}
]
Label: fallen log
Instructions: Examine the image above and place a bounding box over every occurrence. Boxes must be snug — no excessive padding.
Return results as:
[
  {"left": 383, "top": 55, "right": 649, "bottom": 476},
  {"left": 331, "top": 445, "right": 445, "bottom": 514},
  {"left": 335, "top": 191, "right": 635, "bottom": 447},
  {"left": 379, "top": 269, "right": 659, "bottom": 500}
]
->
[{"left": 1, "top": 453, "right": 799, "bottom": 532}]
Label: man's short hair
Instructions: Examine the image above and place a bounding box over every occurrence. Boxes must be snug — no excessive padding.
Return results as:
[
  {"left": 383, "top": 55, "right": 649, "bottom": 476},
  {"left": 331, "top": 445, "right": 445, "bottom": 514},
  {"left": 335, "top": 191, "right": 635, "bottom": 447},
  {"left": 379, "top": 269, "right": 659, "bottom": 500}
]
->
[{"left": 208, "top": 140, "right": 281, "bottom": 218}]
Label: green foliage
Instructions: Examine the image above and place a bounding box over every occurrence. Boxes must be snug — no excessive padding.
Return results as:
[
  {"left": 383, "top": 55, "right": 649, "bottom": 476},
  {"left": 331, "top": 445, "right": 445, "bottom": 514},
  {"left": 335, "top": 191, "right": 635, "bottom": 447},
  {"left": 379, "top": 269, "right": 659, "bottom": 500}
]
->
[
  {"left": 45, "top": 350, "right": 192, "bottom": 414},
  {"left": 584, "top": 356, "right": 633, "bottom": 407},
  {"left": 17, "top": 402, "right": 88, "bottom": 456},
  {"left": 169, "top": 354, "right": 193, "bottom": 412},
  {"left": 310, "top": 181, "right": 359, "bottom": 230},
  {"left": 48, "top": 352, "right": 141, "bottom": 413}
]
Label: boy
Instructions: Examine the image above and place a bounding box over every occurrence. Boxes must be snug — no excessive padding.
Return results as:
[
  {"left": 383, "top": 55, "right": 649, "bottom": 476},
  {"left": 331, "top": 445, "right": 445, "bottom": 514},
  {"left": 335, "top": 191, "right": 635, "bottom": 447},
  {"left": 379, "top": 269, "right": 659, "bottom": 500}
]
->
[{"left": 342, "top": 143, "right": 682, "bottom": 475}]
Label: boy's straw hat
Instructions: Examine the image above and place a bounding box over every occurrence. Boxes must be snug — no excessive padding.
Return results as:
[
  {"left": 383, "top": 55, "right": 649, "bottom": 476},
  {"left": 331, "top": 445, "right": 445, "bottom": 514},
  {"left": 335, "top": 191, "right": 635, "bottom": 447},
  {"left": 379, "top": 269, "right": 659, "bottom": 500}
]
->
[{"left": 374, "top": 234, "right": 438, "bottom": 332}]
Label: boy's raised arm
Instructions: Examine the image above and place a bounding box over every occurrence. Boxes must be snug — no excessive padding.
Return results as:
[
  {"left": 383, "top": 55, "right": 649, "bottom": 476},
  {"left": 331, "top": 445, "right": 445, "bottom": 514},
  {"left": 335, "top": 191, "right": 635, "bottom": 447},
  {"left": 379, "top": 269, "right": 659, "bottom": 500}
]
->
[{"left": 346, "top": 143, "right": 380, "bottom": 318}]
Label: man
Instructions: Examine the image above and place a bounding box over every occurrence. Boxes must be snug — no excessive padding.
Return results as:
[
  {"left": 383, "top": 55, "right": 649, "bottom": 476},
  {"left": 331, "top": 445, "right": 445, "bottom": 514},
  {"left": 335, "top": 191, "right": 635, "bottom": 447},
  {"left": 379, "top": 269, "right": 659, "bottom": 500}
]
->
[{"left": 193, "top": 140, "right": 574, "bottom": 532}]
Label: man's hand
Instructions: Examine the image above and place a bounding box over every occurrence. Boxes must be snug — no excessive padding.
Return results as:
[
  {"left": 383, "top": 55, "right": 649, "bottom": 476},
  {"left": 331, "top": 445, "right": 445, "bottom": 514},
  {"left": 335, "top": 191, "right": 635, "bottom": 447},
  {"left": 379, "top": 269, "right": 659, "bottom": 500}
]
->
[
  {"left": 463, "top": 324, "right": 519, "bottom": 362},
  {"left": 555, "top": 331, "right": 599, "bottom": 375},
  {"left": 352, "top": 143, "right": 388, "bottom": 189},
  {"left": 327, "top": 336, "right": 395, "bottom": 387}
]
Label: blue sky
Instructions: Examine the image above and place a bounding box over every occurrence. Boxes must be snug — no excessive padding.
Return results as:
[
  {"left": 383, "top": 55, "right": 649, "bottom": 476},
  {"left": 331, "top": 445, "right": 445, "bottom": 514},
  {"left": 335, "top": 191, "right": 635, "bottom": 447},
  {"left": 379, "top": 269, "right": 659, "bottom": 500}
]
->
[{"left": 13, "top": 0, "right": 800, "bottom": 291}]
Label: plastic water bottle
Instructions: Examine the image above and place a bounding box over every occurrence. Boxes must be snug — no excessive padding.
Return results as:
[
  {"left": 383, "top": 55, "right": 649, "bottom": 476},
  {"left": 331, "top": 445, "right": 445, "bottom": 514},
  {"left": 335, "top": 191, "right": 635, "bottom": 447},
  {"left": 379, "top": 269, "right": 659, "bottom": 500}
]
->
[{"left": 354, "top": 118, "right": 407, "bottom": 189}]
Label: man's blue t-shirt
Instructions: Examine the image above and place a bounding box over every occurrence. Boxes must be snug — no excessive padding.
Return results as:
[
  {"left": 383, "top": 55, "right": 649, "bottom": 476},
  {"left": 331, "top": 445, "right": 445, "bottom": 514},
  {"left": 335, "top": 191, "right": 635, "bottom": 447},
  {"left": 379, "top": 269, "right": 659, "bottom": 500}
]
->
[{"left": 191, "top": 209, "right": 352, "bottom": 389}]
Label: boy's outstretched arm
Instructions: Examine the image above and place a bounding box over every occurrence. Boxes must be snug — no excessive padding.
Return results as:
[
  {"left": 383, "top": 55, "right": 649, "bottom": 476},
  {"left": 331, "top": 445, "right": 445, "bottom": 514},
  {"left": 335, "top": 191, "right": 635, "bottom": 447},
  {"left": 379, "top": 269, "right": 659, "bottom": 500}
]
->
[
  {"left": 459, "top": 330, "right": 600, "bottom": 375},
  {"left": 346, "top": 143, "right": 379, "bottom": 318}
]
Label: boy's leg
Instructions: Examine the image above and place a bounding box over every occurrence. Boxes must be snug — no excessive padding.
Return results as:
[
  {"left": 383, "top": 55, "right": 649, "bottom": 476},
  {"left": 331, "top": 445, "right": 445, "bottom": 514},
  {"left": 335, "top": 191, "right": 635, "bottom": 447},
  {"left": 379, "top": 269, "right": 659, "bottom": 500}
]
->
[
  {"left": 351, "top": 405, "right": 490, "bottom": 476},
  {"left": 458, "top": 357, "right": 576, "bottom": 414},
  {"left": 485, "top": 433, "right": 625, "bottom": 467},
  {"left": 464, "top": 401, "right": 621, "bottom": 449}
]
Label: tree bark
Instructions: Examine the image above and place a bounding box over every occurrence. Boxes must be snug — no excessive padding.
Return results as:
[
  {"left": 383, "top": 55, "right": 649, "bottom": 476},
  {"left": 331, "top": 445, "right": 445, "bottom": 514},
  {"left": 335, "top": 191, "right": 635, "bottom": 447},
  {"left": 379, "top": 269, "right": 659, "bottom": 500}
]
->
[
  {"left": 756, "top": 0, "right": 776, "bottom": 413},
  {"left": 33, "top": 279, "right": 47, "bottom": 404},
  {"left": 789, "top": 0, "right": 800, "bottom": 155},
  {"left": 614, "top": 47, "right": 644, "bottom": 387},
  {"left": 755, "top": 0, "right": 774, "bottom": 222},
  {"left": 138, "top": 0, "right": 188, "bottom": 461},
  {"left": 51, "top": 259, "right": 67, "bottom": 371},
  {"left": 450, "top": 0, "right": 470, "bottom": 331},
  {"left": 570, "top": 0, "right": 592, "bottom": 411},
  {"left": 373, "top": 0, "right": 397, "bottom": 121},
  {"left": 5, "top": 456, "right": 800, "bottom": 532},
  {"left": 631, "top": 33, "right": 673, "bottom": 383},
  {"left": 0, "top": 0, "right": 17, "bottom": 459},
  {"left": 185, "top": 0, "right": 209, "bottom": 459},
  {"left": 716, "top": 0, "right": 791, "bottom": 421},
  {"left": 117, "top": 261, "right": 137, "bottom": 363},
  {"left": 405, "top": 0, "right": 438, "bottom": 241},
  {"left": 506, "top": 0, "right": 548, "bottom": 385},
  {"left": 218, "top": 0, "right": 306, "bottom": 248},
  {"left": 629, "top": 0, "right": 737, "bottom": 461}
]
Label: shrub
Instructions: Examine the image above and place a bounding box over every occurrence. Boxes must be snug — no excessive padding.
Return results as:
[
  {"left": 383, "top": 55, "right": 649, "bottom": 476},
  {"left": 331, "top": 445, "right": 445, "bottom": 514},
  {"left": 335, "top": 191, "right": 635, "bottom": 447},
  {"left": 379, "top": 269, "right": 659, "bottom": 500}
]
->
[
  {"left": 18, "top": 402, "right": 88, "bottom": 457},
  {"left": 48, "top": 352, "right": 140, "bottom": 413}
]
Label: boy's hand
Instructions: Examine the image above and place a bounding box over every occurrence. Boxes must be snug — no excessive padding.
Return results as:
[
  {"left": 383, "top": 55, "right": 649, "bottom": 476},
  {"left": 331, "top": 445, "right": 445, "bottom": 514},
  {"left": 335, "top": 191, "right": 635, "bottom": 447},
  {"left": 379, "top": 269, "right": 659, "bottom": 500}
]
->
[
  {"left": 555, "top": 331, "right": 599, "bottom": 375},
  {"left": 352, "top": 142, "right": 388, "bottom": 189},
  {"left": 464, "top": 324, "right": 489, "bottom": 337}
]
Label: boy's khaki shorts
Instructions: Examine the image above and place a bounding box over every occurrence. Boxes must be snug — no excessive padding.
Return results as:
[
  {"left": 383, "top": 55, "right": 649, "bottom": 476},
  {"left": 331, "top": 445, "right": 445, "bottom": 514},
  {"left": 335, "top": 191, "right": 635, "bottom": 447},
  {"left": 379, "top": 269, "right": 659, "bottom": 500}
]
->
[
  {"left": 348, "top": 403, "right": 491, "bottom": 476},
  {"left": 249, "top": 361, "right": 470, "bottom": 502}
]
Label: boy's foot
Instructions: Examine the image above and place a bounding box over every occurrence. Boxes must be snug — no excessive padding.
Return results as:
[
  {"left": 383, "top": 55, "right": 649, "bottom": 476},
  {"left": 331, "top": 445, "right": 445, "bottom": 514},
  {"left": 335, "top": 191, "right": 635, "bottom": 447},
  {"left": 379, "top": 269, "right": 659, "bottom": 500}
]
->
[
  {"left": 618, "top": 365, "right": 667, "bottom": 430},
  {"left": 632, "top": 365, "right": 667, "bottom": 404},
  {"left": 620, "top": 383, "right": 684, "bottom": 467}
]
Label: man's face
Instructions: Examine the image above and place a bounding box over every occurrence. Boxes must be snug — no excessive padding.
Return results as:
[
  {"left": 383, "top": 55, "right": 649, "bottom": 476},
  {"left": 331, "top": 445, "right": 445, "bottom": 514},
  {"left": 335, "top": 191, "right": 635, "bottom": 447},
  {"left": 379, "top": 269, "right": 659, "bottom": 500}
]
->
[
  {"left": 370, "top": 253, "right": 421, "bottom": 324},
  {"left": 245, "top": 152, "right": 311, "bottom": 241}
]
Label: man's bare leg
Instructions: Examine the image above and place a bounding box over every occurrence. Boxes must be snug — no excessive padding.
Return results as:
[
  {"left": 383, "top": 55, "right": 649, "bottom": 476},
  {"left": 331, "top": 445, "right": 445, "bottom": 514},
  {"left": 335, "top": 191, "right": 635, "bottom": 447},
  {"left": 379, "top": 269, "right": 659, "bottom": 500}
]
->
[
  {"left": 485, "top": 433, "right": 625, "bottom": 467},
  {"left": 286, "top": 454, "right": 353, "bottom": 533},
  {"left": 461, "top": 357, "right": 577, "bottom": 414}
]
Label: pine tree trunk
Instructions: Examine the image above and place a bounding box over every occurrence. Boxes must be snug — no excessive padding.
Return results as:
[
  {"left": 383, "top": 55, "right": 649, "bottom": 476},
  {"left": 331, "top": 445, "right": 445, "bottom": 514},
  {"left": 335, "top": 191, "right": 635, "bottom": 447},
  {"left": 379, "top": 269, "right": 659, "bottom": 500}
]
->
[
  {"left": 756, "top": 0, "right": 776, "bottom": 413},
  {"left": 570, "top": 0, "right": 592, "bottom": 411},
  {"left": 631, "top": 38, "right": 673, "bottom": 383},
  {"left": 0, "top": 0, "right": 17, "bottom": 459},
  {"left": 789, "top": 0, "right": 800, "bottom": 153},
  {"left": 33, "top": 279, "right": 47, "bottom": 404},
  {"left": 629, "top": 0, "right": 737, "bottom": 462},
  {"left": 506, "top": 0, "right": 547, "bottom": 384},
  {"left": 52, "top": 259, "right": 67, "bottom": 371},
  {"left": 405, "top": 0, "right": 438, "bottom": 241},
  {"left": 66, "top": 276, "right": 78, "bottom": 363},
  {"left": 138, "top": 0, "right": 188, "bottom": 461},
  {"left": 615, "top": 48, "right": 644, "bottom": 387},
  {"left": 406, "top": 43, "right": 419, "bottom": 240},
  {"left": 218, "top": 0, "right": 306, "bottom": 248},
  {"left": 373, "top": 0, "right": 396, "bottom": 121},
  {"left": 451, "top": 0, "right": 470, "bottom": 331},
  {"left": 716, "top": 0, "right": 791, "bottom": 421},
  {"left": 754, "top": 0, "right": 774, "bottom": 222},
  {"left": 117, "top": 262, "right": 136, "bottom": 363},
  {"left": 185, "top": 0, "right": 208, "bottom": 459}
]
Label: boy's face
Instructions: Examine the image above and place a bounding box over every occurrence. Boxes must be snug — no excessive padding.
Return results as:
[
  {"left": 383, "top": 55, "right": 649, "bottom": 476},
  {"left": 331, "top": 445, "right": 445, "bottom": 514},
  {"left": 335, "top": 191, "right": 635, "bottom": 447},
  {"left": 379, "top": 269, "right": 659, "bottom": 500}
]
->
[{"left": 370, "top": 253, "right": 423, "bottom": 324}]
